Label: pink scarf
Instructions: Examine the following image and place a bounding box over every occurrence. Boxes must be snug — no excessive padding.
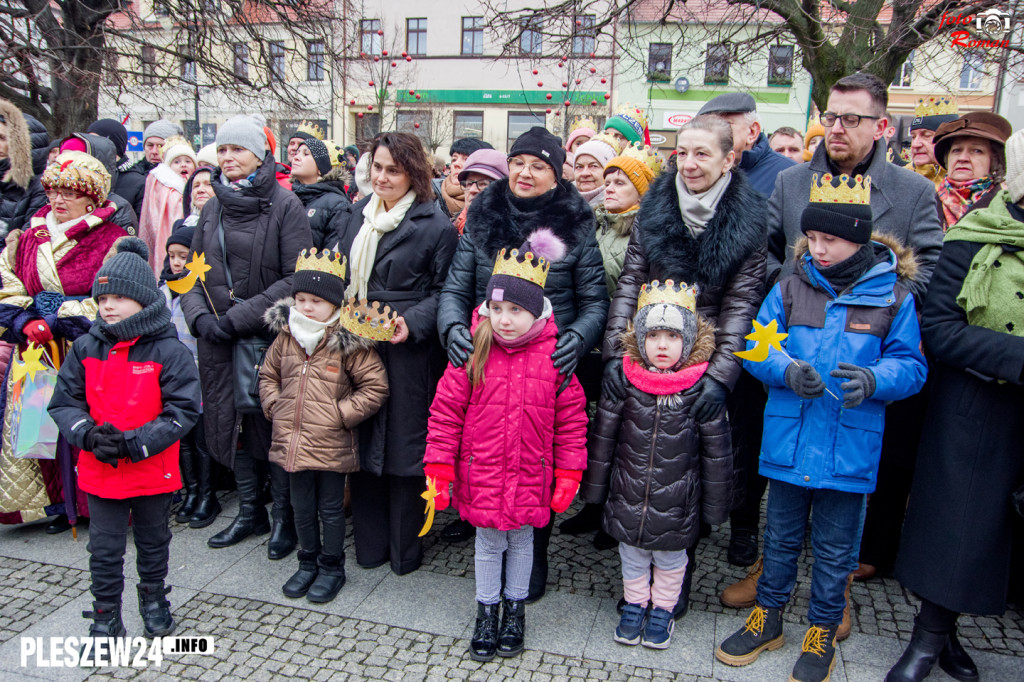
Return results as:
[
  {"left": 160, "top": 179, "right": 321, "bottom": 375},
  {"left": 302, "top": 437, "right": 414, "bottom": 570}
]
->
[
  {"left": 623, "top": 356, "right": 708, "bottom": 395},
  {"left": 492, "top": 317, "right": 548, "bottom": 349}
]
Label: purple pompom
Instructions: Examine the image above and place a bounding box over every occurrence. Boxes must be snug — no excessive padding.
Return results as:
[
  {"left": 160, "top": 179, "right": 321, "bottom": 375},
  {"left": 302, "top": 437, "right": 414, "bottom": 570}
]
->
[{"left": 524, "top": 228, "right": 567, "bottom": 263}]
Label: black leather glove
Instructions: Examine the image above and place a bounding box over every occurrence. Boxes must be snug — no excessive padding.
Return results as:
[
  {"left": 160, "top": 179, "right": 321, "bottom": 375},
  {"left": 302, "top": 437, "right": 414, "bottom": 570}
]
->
[
  {"left": 551, "top": 330, "right": 585, "bottom": 377},
  {"left": 829, "top": 362, "right": 876, "bottom": 409},
  {"left": 692, "top": 375, "right": 728, "bottom": 424},
  {"left": 91, "top": 423, "right": 127, "bottom": 468},
  {"left": 193, "top": 314, "right": 232, "bottom": 344},
  {"left": 785, "top": 360, "right": 825, "bottom": 400},
  {"left": 445, "top": 324, "right": 473, "bottom": 368},
  {"left": 602, "top": 358, "right": 627, "bottom": 402}
]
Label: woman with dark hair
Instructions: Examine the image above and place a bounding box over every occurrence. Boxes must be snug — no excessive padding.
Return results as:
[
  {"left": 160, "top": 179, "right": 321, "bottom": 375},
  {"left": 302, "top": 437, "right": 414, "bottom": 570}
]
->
[{"left": 332, "top": 131, "right": 458, "bottom": 575}]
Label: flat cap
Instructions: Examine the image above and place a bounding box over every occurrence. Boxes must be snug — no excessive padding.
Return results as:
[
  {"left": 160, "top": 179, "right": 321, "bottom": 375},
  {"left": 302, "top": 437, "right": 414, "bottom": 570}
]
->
[{"left": 697, "top": 92, "right": 757, "bottom": 116}]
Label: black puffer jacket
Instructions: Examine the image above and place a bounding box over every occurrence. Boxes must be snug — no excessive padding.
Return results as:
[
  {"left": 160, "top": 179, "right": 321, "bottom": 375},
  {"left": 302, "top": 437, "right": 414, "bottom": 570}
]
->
[
  {"left": 180, "top": 154, "right": 313, "bottom": 466},
  {"left": 604, "top": 169, "right": 767, "bottom": 391},
  {"left": 437, "top": 179, "right": 608, "bottom": 351},
  {"left": 292, "top": 177, "right": 351, "bottom": 249},
  {"left": 24, "top": 114, "right": 50, "bottom": 175},
  {"left": 119, "top": 158, "right": 156, "bottom": 218},
  {"left": 583, "top": 318, "right": 733, "bottom": 550}
]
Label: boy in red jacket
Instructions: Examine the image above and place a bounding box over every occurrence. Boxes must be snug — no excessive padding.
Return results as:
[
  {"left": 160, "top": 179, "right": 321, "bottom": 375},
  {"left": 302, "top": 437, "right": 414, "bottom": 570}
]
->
[{"left": 49, "top": 237, "right": 200, "bottom": 642}]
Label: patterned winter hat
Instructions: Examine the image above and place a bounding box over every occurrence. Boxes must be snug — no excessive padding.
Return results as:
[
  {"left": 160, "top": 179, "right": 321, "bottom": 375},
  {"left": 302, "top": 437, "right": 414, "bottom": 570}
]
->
[
  {"left": 41, "top": 151, "right": 111, "bottom": 205},
  {"left": 633, "top": 280, "right": 699, "bottom": 370}
]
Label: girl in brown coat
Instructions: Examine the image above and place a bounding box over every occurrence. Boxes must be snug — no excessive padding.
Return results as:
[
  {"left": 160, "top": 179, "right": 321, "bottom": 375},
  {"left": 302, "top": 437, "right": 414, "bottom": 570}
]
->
[{"left": 259, "top": 249, "right": 388, "bottom": 604}]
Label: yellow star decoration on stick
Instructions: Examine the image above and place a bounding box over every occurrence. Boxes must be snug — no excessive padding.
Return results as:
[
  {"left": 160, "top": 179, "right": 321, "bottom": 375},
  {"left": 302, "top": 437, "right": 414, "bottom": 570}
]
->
[
  {"left": 418, "top": 478, "right": 439, "bottom": 537},
  {"left": 166, "top": 252, "right": 212, "bottom": 294},
  {"left": 734, "top": 319, "right": 788, "bottom": 362},
  {"left": 11, "top": 343, "right": 48, "bottom": 384}
]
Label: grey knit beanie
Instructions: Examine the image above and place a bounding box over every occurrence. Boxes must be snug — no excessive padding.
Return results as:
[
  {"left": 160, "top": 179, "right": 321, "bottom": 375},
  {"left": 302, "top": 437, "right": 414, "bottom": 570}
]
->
[
  {"left": 92, "top": 238, "right": 162, "bottom": 306},
  {"left": 633, "top": 303, "right": 697, "bottom": 371},
  {"left": 1006, "top": 129, "right": 1024, "bottom": 204},
  {"left": 216, "top": 115, "right": 267, "bottom": 160},
  {"left": 144, "top": 119, "right": 183, "bottom": 143}
]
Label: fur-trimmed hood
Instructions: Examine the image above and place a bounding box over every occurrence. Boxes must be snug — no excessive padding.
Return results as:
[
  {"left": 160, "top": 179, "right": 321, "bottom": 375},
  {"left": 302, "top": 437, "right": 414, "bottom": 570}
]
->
[
  {"left": 264, "top": 297, "right": 377, "bottom": 357},
  {"left": 466, "top": 178, "right": 596, "bottom": 257},
  {"left": 635, "top": 169, "right": 766, "bottom": 288},
  {"left": 0, "top": 99, "right": 33, "bottom": 189},
  {"left": 791, "top": 231, "right": 920, "bottom": 282},
  {"left": 620, "top": 313, "right": 718, "bottom": 371}
]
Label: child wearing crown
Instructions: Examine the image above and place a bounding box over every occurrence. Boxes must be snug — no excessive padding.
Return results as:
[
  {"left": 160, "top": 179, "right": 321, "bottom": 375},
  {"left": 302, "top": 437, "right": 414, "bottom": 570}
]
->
[
  {"left": 716, "top": 174, "right": 927, "bottom": 682},
  {"left": 139, "top": 136, "right": 197, "bottom": 277},
  {"left": 424, "top": 232, "right": 588, "bottom": 662},
  {"left": 259, "top": 249, "right": 389, "bottom": 604},
  {"left": 582, "top": 280, "right": 733, "bottom": 650}
]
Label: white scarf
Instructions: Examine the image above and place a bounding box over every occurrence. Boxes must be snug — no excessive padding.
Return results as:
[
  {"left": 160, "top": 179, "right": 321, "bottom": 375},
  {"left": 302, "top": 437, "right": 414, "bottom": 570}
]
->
[
  {"left": 288, "top": 306, "right": 341, "bottom": 356},
  {"left": 346, "top": 190, "right": 417, "bottom": 300},
  {"left": 675, "top": 171, "right": 732, "bottom": 238}
]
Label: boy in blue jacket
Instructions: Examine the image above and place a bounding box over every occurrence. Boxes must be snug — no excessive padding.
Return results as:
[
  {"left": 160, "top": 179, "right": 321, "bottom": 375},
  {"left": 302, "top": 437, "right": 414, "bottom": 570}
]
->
[{"left": 715, "top": 174, "right": 927, "bottom": 682}]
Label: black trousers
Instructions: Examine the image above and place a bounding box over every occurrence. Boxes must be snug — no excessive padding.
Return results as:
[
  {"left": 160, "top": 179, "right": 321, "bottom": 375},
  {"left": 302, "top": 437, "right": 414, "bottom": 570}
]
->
[
  {"left": 237, "top": 414, "right": 289, "bottom": 515},
  {"left": 729, "top": 372, "right": 769, "bottom": 532},
  {"left": 350, "top": 471, "right": 424, "bottom": 575},
  {"left": 86, "top": 493, "right": 173, "bottom": 602},
  {"left": 290, "top": 471, "right": 346, "bottom": 559}
]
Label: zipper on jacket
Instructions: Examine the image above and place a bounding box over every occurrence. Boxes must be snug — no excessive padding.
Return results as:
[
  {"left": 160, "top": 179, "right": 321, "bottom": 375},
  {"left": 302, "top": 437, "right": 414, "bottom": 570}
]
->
[
  {"left": 287, "top": 358, "right": 311, "bottom": 470},
  {"left": 637, "top": 404, "right": 661, "bottom": 539}
]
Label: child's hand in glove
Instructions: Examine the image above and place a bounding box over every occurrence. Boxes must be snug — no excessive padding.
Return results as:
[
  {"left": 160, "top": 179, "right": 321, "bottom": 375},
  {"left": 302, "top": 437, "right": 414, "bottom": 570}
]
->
[
  {"left": 423, "top": 463, "right": 455, "bottom": 511},
  {"left": 551, "top": 469, "right": 583, "bottom": 513}
]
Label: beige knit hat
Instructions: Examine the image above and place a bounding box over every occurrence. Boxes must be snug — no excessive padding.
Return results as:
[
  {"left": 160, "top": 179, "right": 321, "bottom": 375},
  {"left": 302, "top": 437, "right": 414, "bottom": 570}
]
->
[{"left": 1006, "top": 129, "right": 1024, "bottom": 204}]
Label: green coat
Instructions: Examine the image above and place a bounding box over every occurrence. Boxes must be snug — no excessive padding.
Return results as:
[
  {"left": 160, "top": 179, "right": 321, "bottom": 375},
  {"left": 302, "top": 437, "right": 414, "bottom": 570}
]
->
[{"left": 595, "top": 204, "right": 638, "bottom": 296}]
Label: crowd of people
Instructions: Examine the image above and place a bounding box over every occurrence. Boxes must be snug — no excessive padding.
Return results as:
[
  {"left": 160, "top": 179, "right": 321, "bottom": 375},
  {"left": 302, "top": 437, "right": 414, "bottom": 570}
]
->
[{"left": 0, "top": 70, "right": 1021, "bottom": 682}]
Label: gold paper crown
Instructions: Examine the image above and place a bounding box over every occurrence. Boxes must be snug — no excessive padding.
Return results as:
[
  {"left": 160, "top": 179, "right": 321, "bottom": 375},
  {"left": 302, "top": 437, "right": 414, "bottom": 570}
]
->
[
  {"left": 808, "top": 173, "right": 871, "bottom": 205},
  {"left": 340, "top": 298, "right": 398, "bottom": 341},
  {"left": 612, "top": 103, "right": 649, "bottom": 131},
  {"left": 294, "top": 248, "right": 347, "bottom": 280},
  {"left": 570, "top": 116, "right": 599, "bottom": 133},
  {"left": 491, "top": 248, "right": 551, "bottom": 289},
  {"left": 296, "top": 120, "right": 326, "bottom": 140},
  {"left": 914, "top": 96, "right": 958, "bottom": 118},
  {"left": 637, "top": 280, "right": 697, "bottom": 314},
  {"left": 587, "top": 131, "right": 627, "bottom": 156},
  {"left": 323, "top": 139, "right": 346, "bottom": 168},
  {"left": 621, "top": 144, "right": 664, "bottom": 176}
]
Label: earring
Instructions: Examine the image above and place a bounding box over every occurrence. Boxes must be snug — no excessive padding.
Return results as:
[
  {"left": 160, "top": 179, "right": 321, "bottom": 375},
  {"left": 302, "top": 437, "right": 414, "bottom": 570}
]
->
[{"left": 86, "top": 204, "right": 94, "bottom": 212}]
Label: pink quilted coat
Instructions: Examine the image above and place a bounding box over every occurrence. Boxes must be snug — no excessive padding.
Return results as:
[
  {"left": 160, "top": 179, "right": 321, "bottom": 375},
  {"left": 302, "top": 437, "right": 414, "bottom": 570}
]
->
[{"left": 425, "top": 313, "right": 588, "bottom": 531}]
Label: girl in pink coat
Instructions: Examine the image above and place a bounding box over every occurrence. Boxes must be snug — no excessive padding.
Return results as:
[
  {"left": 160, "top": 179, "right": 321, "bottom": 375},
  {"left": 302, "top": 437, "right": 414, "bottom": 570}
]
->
[{"left": 425, "top": 231, "right": 588, "bottom": 663}]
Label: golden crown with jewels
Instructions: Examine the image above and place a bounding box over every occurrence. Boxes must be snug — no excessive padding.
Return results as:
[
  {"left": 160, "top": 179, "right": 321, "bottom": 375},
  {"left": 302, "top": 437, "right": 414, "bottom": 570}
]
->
[
  {"left": 491, "top": 248, "right": 551, "bottom": 289},
  {"left": 295, "top": 120, "right": 326, "bottom": 140},
  {"left": 637, "top": 280, "right": 697, "bottom": 314},
  {"left": 294, "top": 248, "right": 347, "bottom": 279},
  {"left": 809, "top": 173, "right": 871, "bottom": 205},
  {"left": 586, "top": 131, "right": 627, "bottom": 156},
  {"left": 340, "top": 298, "right": 398, "bottom": 341},
  {"left": 570, "top": 116, "right": 599, "bottom": 133},
  {"left": 914, "top": 96, "right": 958, "bottom": 118},
  {"left": 621, "top": 144, "right": 664, "bottom": 176}
]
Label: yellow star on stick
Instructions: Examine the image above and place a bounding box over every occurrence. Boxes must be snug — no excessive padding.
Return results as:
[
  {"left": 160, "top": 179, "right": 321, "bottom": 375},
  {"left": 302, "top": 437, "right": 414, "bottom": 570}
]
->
[
  {"left": 11, "top": 343, "right": 48, "bottom": 384},
  {"left": 166, "top": 252, "right": 212, "bottom": 294},
  {"left": 734, "top": 319, "right": 788, "bottom": 362},
  {"left": 418, "top": 478, "right": 439, "bottom": 537}
]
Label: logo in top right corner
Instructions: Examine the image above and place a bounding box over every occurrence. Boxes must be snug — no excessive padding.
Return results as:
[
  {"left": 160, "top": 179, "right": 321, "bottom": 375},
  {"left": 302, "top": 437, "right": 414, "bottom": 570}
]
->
[{"left": 941, "top": 8, "right": 1013, "bottom": 49}]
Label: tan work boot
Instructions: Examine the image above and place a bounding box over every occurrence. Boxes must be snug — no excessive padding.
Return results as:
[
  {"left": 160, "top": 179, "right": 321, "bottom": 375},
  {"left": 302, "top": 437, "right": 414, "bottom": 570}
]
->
[
  {"left": 721, "top": 556, "right": 763, "bottom": 609},
  {"left": 836, "top": 572, "right": 854, "bottom": 642}
]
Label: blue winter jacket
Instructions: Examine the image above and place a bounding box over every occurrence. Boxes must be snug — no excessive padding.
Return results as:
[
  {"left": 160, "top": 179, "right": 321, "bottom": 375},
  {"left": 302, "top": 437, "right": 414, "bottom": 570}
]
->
[
  {"left": 745, "top": 240, "right": 927, "bottom": 493},
  {"left": 739, "top": 133, "right": 796, "bottom": 198}
]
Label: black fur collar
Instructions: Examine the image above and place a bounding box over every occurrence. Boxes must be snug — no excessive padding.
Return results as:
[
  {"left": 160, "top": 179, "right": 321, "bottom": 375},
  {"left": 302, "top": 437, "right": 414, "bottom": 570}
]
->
[
  {"left": 466, "top": 179, "right": 595, "bottom": 258},
  {"left": 264, "top": 298, "right": 378, "bottom": 356},
  {"left": 637, "top": 169, "right": 766, "bottom": 288}
]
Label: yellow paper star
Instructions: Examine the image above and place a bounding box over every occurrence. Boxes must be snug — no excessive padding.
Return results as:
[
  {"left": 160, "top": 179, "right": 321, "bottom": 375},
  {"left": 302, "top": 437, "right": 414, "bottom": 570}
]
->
[
  {"left": 11, "top": 343, "right": 48, "bottom": 384},
  {"left": 166, "top": 252, "right": 211, "bottom": 294},
  {"left": 418, "top": 478, "right": 438, "bottom": 538},
  {"left": 734, "top": 319, "right": 789, "bottom": 362}
]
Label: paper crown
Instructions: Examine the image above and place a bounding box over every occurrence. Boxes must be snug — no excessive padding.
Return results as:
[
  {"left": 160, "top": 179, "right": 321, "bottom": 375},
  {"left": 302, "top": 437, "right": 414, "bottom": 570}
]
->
[
  {"left": 295, "top": 248, "right": 347, "bottom": 280},
  {"left": 612, "top": 104, "right": 649, "bottom": 132},
  {"left": 296, "top": 120, "right": 326, "bottom": 140},
  {"left": 620, "top": 144, "right": 663, "bottom": 176},
  {"left": 491, "top": 248, "right": 551, "bottom": 289},
  {"left": 914, "top": 96, "right": 958, "bottom": 118},
  {"left": 637, "top": 280, "right": 697, "bottom": 314},
  {"left": 323, "top": 139, "right": 346, "bottom": 168},
  {"left": 809, "top": 173, "right": 871, "bottom": 206},
  {"left": 570, "top": 117, "right": 599, "bottom": 133},
  {"left": 588, "top": 131, "right": 627, "bottom": 155},
  {"left": 340, "top": 298, "right": 398, "bottom": 341}
]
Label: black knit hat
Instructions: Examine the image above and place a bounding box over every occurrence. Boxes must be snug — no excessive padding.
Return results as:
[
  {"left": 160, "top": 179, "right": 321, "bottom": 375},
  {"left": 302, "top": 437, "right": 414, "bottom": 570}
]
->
[
  {"left": 509, "top": 127, "right": 566, "bottom": 174},
  {"left": 800, "top": 201, "right": 873, "bottom": 244},
  {"left": 294, "top": 134, "right": 332, "bottom": 176},
  {"left": 292, "top": 249, "right": 348, "bottom": 307},
  {"left": 92, "top": 238, "right": 162, "bottom": 306},
  {"left": 166, "top": 225, "right": 195, "bottom": 251},
  {"left": 87, "top": 119, "right": 129, "bottom": 157}
]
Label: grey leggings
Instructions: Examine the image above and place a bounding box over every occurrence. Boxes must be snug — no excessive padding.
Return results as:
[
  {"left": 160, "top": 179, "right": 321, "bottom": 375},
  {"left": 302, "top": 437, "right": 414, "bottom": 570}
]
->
[{"left": 475, "top": 526, "right": 534, "bottom": 604}]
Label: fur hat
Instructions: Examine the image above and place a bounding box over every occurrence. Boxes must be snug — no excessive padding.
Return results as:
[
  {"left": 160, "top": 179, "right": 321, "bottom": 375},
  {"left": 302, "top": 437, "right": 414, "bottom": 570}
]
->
[
  {"left": 486, "top": 229, "right": 566, "bottom": 318},
  {"left": 41, "top": 151, "right": 111, "bottom": 205},
  {"left": 144, "top": 119, "right": 183, "bottom": 143},
  {"left": 1006, "top": 129, "right": 1024, "bottom": 204},
  {"left": 92, "top": 238, "right": 161, "bottom": 306},
  {"left": 216, "top": 115, "right": 267, "bottom": 160},
  {"left": 0, "top": 99, "right": 33, "bottom": 189}
]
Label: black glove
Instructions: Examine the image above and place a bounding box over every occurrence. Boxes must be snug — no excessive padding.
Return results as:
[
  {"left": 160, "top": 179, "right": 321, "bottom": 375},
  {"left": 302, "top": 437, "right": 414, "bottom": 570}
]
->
[
  {"left": 445, "top": 324, "right": 473, "bottom": 368},
  {"left": 829, "top": 362, "right": 876, "bottom": 409},
  {"left": 602, "top": 358, "right": 627, "bottom": 402},
  {"left": 692, "top": 375, "right": 728, "bottom": 424},
  {"left": 551, "top": 330, "right": 585, "bottom": 377},
  {"left": 83, "top": 425, "right": 102, "bottom": 453},
  {"left": 784, "top": 361, "right": 825, "bottom": 400},
  {"left": 217, "top": 315, "right": 238, "bottom": 341},
  {"left": 193, "top": 314, "right": 232, "bottom": 344},
  {"left": 91, "top": 423, "right": 128, "bottom": 467}
]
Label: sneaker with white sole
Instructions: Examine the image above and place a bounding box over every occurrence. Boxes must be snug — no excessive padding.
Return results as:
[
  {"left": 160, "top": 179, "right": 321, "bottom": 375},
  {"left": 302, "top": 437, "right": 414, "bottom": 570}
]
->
[
  {"left": 614, "top": 602, "right": 647, "bottom": 646},
  {"left": 641, "top": 606, "right": 675, "bottom": 649}
]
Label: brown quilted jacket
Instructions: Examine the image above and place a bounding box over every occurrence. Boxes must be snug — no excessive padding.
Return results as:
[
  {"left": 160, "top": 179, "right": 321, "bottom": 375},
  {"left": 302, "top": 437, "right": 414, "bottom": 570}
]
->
[{"left": 259, "top": 299, "right": 389, "bottom": 474}]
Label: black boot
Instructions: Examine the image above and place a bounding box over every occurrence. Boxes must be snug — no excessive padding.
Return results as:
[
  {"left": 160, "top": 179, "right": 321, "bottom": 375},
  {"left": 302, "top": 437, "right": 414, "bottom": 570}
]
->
[
  {"left": 207, "top": 503, "right": 270, "bottom": 548},
  {"left": 496, "top": 597, "right": 526, "bottom": 657},
  {"left": 885, "top": 626, "right": 947, "bottom": 682},
  {"left": 189, "top": 437, "right": 221, "bottom": 528},
  {"left": 282, "top": 550, "right": 319, "bottom": 598},
  {"left": 81, "top": 601, "right": 127, "bottom": 664},
  {"left": 674, "top": 545, "right": 696, "bottom": 620},
  {"left": 175, "top": 443, "right": 199, "bottom": 524},
  {"left": 46, "top": 514, "right": 71, "bottom": 534},
  {"left": 469, "top": 602, "right": 500, "bottom": 662},
  {"left": 306, "top": 554, "right": 346, "bottom": 603},
  {"left": 440, "top": 519, "right": 475, "bottom": 542},
  {"left": 728, "top": 527, "right": 759, "bottom": 567},
  {"left": 137, "top": 583, "right": 175, "bottom": 637},
  {"left": 939, "top": 632, "right": 979, "bottom": 682},
  {"left": 268, "top": 509, "right": 297, "bottom": 560},
  {"left": 526, "top": 516, "right": 552, "bottom": 604},
  {"left": 558, "top": 502, "right": 602, "bottom": 535}
]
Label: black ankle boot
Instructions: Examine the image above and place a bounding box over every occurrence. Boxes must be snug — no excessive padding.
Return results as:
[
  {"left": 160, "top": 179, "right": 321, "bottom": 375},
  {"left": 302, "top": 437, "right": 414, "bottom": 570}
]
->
[
  {"left": 469, "top": 602, "right": 500, "bottom": 661},
  {"left": 81, "top": 601, "right": 127, "bottom": 664},
  {"left": 885, "top": 626, "right": 947, "bottom": 682},
  {"left": 137, "top": 583, "right": 175, "bottom": 637},
  {"left": 46, "top": 514, "right": 71, "bottom": 534},
  {"left": 282, "top": 550, "right": 319, "bottom": 598},
  {"left": 496, "top": 597, "right": 526, "bottom": 657},
  {"left": 939, "top": 632, "right": 979, "bottom": 682},
  {"left": 728, "top": 527, "right": 759, "bottom": 567},
  {"left": 175, "top": 448, "right": 199, "bottom": 523},
  {"left": 306, "top": 554, "right": 345, "bottom": 603},
  {"left": 558, "top": 502, "right": 602, "bottom": 535},
  {"left": 268, "top": 510, "right": 297, "bottom": 560},
  {"left": 440, "top": 519, "right": 475, "bottom": 542},
  {"left": 207, "top": 503, "right": 270, "bottom": 548},
  {"left": 189, "top": 449, "right": 221, "bottom": 528}
]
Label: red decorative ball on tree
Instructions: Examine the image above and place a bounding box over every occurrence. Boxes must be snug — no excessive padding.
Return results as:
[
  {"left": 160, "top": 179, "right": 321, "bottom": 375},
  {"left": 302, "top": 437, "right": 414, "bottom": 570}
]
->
[
  {"left": 376, "top": 29, "right": 383, "bottom": 35},
  {"left": 405, "top": 56, "right": 412, "bottom": 62},
  {"left": 590, "top": 66, "right": 597, "bottom": 73},
  {"left": 368, "top": 81, "right": 374, "bottom": 86},
  {"left": 414, "top": 123, "right": 420, "bottom": 129},
  {"left": 349, "top": 99, "right": 355, "bottom": 105},
  {"left": 555, "top": 111, "right": 561, "bottom": 117},
  {"left": 546, "top": 108, "right": 552, "bottom": 114},
  {"left": 589, "top": 52, "right": 596, "bottom": 58},
  {"left": 532, "top": 69, "right": 538, "bottom": 75},
  {"left": 575, "top": 78, "right": 581, "bottom": 85},
  {"left": 537, "top": 81, "right": 543, "bottom": 87},
  {"left": 402, "top": 51, "right": 407, "bottom": 57},
  {"left": 546, "top": 93, "right": 552, "bottom": 100},
  {"left": 359, "top": 51, "right": 366, "bottom": 58},
  {"left": 357, "top": 113, "right": 364, "bottom": 118},
  {"left": 391, "top": 61, "right": 397, "bottom": 67},
  {"left": 409, "top": 89, "right": 415, "bottom": 95},
  {"left": 373, "top": 56, "right": 379, "bottom": 62},
  {"left": 382, "top": 50, "right": 388, "bottom": 56},
  {"left": 561, "top": 55, "right": 567, "bottom": 62},
  {"left": 367, "top": 105, "right": 373, "bottom": 111},
  {"left": 601, "top": 77, "right": 607, "bottom": 84},
  {"left": 415, "top": 93, "right": 421, "bottom": 99},
  {"left": 604, "top": 93, "right": 611, "bottom": 100},
  {"left": 564, "top": 100, "right": 571, "bottom": 107},
  {"left": 387, "top": 80, "right": 393, "bottom": 85},
  {"left": 591, "top": 100, "right": 598, "bottom": 106}
]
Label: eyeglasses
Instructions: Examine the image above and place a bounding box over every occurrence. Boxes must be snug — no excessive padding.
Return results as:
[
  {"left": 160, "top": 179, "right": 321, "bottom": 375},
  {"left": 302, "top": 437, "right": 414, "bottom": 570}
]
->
[
  {"left": 819, "top": 112, "right": 881, "bottom": 129},
  {"left": 45, "top": 188, "right": 87, "bottom": 201},
  {"left": 508, "top": 158, "right": 553, "bottom": 175},
  {"left": 460, "top": 179, "right": 492, "bottom": 191}
]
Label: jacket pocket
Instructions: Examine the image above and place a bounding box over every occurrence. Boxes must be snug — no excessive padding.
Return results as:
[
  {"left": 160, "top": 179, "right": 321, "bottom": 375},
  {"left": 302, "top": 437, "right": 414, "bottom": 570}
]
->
[
  {"left": 760, "top": 392, "right": 802, "bottom": 469},
  {"left": 833, "top": 408, "right": 883, "bottom": 480}
]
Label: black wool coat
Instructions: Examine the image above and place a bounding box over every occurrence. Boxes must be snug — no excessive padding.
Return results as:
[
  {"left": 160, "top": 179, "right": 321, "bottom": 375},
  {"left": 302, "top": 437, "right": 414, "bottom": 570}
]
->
[
  {"left": 604, "top": 169, "right": 767, "bottom": 392},
  {"left": 896, "top": 234, "right": 1024, "bottom": 615},
  {"left": 332, "top": 197, "right": 458, "bottom": 477},
  {"left": 180, "top": 154, "right": 313, "bottom": 466},
  {"left": 437, "top": 179, "right": 609, "bottom": 351},
  {"left": 293, "top": 180, "right": 351, "bottom": 250}
]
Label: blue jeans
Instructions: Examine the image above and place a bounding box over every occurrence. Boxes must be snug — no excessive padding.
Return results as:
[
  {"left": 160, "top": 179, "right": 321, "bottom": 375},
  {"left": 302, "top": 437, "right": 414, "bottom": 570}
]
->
[{"left": 756, "top": 480, "right": 867, "bottom": 625}]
